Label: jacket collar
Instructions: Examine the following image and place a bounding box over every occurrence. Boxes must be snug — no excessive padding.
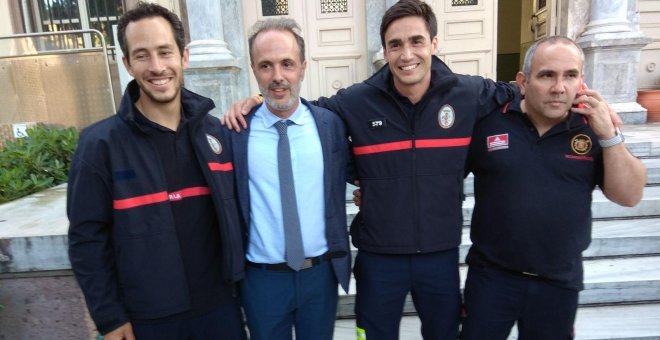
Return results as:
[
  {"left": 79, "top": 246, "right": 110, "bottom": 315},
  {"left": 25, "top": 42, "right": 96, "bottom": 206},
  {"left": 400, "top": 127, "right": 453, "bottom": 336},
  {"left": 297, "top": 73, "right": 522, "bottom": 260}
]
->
[
  {"left": 117, "top": 80, "right": 216, "bottom": 130},
  {"left": 364, "top": 55, "right": 457, "bottom": 96}
]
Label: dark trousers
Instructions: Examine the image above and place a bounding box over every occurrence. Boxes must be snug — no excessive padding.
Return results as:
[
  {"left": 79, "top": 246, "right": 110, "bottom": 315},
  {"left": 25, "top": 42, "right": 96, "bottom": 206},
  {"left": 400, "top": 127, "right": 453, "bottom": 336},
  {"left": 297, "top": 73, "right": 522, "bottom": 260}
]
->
[
  {"left": 461, "top": 266, "right": 578, "bottom": 340},
  {"left": 240, "top": 260, "right": 338, "bottom": 340},
  {"left": 354, "top": 249, "right": 461, "bottom": 340},
  {"left": 129, "top": 299, "right": 246, "bottom": 340}
]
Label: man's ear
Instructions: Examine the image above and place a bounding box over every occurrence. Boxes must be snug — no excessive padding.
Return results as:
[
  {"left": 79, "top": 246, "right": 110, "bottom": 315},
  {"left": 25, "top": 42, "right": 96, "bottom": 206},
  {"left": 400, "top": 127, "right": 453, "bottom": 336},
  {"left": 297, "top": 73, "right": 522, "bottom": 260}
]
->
[
  {"left": 300, "top": 60, "right": 307, "bottom": 81},
  {"left": 515, "top": 71, "right": 526, "bottom": 95},
  {"left": 181, "top": 47, "right": 190, "bottom": 70}
]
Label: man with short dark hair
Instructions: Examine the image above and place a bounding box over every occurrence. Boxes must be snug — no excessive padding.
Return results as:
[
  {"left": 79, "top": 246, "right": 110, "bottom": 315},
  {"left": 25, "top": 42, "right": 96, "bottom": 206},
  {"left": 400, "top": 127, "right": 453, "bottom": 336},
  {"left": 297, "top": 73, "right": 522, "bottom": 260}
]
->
[
  {"left": 461, "top": 36, "right": 646, "bottom": 340},
  {"left": 67, "top": 3, "right": 245, "bottom": 339}
]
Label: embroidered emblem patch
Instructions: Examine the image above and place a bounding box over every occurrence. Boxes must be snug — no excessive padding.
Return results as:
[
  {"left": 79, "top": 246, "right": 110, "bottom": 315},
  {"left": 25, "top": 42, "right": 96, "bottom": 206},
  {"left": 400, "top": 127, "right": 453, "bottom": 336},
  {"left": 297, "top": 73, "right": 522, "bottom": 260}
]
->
[
  {"left": 438, "top": 105, "right": 455, "bottom": 129},
  {"left": 487, "top": 133, "right": 509, "bottom": 151},
  {"left": 206, "top": 134, "right": 222, "bottom": 155},
  {"left": 571, "top": 134, "right": 592, "bottom": 155}
]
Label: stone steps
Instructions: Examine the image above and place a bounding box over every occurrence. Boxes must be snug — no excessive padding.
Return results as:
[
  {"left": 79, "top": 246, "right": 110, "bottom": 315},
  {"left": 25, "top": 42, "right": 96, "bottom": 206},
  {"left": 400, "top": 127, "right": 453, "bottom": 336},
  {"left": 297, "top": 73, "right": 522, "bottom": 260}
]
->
[
  {"left": 461, "top": 186, "right": 660, "bottom": 222},
  {"left": 337, "top": 135, "right": 660, "bottom": 338},
  {"left": 342, "top": 217, "right": 660, "bottom": 270},
  {"left": 643, "top": 158, "right": 660, "bottom": 186},
  {"left": 334, "top": 304, "right": 660, "bottom": 340},
  {"left": 337, "top": 254, "right": 660, "bottom": 316},
  {"left": 461, "top": 156, "right": 659, "bottom": 197},
  {"left": 457, "top": 217, "right": 660, "bottom": 261},
  {"left": 346, "top": 185, "right": 660, "bottom": 227}
]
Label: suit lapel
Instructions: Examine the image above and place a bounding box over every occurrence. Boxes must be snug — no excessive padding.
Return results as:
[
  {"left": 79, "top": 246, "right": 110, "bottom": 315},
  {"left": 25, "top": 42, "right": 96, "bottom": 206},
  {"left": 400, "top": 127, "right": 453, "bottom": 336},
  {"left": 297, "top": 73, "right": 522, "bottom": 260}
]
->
[
  {"left": 308, "top": 104, "right": 332, "bottom": 212},
  {"left": 233, "top": 115, "right": 253, "bottom": 225}
]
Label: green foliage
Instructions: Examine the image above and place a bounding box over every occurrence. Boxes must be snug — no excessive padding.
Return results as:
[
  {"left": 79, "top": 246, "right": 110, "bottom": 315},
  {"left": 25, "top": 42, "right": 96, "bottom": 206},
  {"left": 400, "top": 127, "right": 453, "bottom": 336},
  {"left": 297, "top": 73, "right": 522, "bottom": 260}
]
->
[{"left": 0, "top": 126, "right": 78, "bottom": 203}]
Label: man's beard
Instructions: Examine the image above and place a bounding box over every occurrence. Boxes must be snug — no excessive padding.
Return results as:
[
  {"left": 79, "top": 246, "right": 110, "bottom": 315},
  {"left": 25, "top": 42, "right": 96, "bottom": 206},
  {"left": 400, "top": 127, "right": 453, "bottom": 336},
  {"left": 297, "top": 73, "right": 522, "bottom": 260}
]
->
[
  {"left": 259, "top": 80, "right": 301, "bottom": 112},
  {"left": 137, "top": 73, "right": 182, "bottom": 104}
]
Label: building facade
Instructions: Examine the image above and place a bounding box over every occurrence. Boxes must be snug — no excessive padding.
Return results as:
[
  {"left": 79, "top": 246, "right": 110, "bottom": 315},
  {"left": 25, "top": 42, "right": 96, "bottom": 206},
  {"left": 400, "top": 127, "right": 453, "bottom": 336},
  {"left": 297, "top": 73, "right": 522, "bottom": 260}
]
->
[{"left": 1, "top": 0, "right": 658, "bottom": 123}]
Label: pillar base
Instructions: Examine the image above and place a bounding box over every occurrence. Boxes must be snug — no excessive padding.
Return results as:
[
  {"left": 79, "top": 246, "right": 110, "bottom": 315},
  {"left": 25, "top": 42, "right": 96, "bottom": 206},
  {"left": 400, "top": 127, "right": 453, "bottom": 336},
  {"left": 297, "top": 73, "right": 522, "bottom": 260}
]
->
[
  {"left": 184, "top": 39, "right": 242, "bottom": 118},
  {"left": 577, "top": 32, "right": 652, "bottom": 105},
  {"left": 581, "top": 18, "right": 631, "bottom": 36},
  {"left": 187, "top": 39, "right": 239, "bottom": 68}
]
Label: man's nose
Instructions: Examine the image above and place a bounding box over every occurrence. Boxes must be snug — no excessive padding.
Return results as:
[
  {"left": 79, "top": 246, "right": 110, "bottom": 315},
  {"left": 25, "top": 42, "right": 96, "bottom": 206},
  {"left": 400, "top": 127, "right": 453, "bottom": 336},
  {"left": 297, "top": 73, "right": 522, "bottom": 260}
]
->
[
  {"left": 401, "top": 45, "right": 413, "bottom": 60},
  {"left": 551, "top": 78, "right": 567, "bottom": 93},
  {"left": 272, "top": 65, "right": 285, "bottom": 82},
  {"left": 148, "top": 55, "right": 166, "bottom": 73}
]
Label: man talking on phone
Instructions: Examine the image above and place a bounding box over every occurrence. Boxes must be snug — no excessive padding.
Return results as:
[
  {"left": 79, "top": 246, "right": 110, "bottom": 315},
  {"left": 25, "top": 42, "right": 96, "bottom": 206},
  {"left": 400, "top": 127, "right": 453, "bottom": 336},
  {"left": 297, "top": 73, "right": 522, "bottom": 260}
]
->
[{"left": 461, "top": 36, "right": 647, "bottom": 339}]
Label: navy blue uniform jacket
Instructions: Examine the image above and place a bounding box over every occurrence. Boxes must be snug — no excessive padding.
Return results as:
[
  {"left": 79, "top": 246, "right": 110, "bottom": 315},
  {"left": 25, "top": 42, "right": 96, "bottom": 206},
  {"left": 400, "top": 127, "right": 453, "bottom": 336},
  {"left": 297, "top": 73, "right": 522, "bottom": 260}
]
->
[
  {"left": 229, "top": 98, "right": 352, "bottom": 292},
  {"left": 67, "top": 81, "right": 245, "bottom": 334},
  {"left": 315, "top": 56, "right": 515, "bottom": 254}
]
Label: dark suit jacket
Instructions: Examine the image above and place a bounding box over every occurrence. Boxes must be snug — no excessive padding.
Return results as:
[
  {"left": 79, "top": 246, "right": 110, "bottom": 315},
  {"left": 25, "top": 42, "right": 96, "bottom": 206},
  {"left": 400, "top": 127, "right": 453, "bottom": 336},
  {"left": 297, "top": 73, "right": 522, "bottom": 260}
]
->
[{"left": 228, "top": 98, "right": 351, "bottom": 292}]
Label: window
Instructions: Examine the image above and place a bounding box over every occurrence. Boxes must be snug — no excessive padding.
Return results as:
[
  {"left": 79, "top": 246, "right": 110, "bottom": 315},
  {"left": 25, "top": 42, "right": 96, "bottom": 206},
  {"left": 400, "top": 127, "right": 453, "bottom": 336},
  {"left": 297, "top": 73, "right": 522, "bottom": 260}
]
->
[
  {"left": 320, "top": 0, "right": 348, "bottom": 14},
  {"left": 537, "top": 0, "right": 547, "bottom": 10},
  {"left": 452, "top": 0, "right": 478, "bottom": 6},
  {"left": 26, "top": 0, "right": 125, "bottom": 56},
  {"left": 262, "top": 0, "right": 288, "bottom": 16}
]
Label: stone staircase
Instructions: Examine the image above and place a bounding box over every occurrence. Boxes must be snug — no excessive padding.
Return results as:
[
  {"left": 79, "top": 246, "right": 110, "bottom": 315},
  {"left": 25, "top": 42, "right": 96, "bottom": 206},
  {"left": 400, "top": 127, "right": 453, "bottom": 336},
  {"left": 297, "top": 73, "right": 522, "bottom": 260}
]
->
[{"left": 335, "top": 123, "right": 660, "bottom": 339}]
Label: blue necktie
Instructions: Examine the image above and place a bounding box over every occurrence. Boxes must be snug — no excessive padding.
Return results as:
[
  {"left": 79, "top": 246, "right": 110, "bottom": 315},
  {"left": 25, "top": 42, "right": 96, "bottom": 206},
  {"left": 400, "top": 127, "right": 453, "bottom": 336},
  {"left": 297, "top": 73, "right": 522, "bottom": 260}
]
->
[{"left": 275, "top": 120, "right": 305, "bottom": 271}]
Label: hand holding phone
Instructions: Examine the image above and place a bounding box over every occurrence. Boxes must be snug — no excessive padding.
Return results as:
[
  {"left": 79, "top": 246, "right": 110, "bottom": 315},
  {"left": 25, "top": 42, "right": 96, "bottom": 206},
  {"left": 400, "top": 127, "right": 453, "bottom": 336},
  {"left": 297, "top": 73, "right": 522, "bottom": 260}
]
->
[{"left": 574, "top": 82, "right": 585, "bottom": 109}]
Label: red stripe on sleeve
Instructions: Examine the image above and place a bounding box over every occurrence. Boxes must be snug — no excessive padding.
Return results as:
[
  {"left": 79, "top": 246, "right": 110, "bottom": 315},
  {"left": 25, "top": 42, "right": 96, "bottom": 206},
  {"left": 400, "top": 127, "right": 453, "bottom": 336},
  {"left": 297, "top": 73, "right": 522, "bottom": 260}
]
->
[
  {"left": 415, "top": 137, "right": 471, "bottom": 148},
  {"left": 353, "top": 140, "right": 413, "bottom": 155},
  {"left": 113, "top": 186, "right": 211, "bottom": 210},
  {"left": 113, "top": 191, "right": 168, "bottom": 210},
  {"left": 352, "top": 138, "right": 471, "bottom": 155},
  {"left": 208, "top": 162, "right": 234, "bottom": 172},
  {"left": 167, "top": 186, "right": 211, "bottom": 202}
]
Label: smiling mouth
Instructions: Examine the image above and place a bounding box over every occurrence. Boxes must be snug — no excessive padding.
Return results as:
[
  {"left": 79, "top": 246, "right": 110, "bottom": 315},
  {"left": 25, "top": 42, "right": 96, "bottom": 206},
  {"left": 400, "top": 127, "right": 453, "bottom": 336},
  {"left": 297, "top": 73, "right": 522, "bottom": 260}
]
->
[
  {"left": 270, "top": 87, "right": 289, "bottom": 95},
  {"left": 149, "top": 78, "right": 171, "bottom": 86},
  {"left": 400, "top": 64, "right": 419, "bottom": 71}
]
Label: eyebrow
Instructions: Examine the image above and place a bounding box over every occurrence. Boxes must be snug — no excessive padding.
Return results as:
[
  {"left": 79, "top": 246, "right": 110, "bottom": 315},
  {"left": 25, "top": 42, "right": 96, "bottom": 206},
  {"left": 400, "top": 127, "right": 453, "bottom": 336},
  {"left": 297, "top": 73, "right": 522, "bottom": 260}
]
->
[
  {"left": 386, "top": 34, "right": 426, "bottom": 46},
  {"left": 536, "top": 69, "right": 556, "bottom": 76},
  {"left": 386, "top": 38, "right": 402, "bottom": 46},
  {"left": 130, "top": 44, "right": 175, "bottom": 56},
  {"left": 535, "top": 68, "right": 580, "bottom": 77}
]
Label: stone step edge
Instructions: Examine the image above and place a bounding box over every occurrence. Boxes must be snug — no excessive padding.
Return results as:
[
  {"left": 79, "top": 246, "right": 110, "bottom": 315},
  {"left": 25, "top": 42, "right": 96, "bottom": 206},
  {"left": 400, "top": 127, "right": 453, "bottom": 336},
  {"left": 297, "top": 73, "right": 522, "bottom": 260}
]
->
[
  {"left": 336, "top": 291, "right": 660, "bottom": 318},
  {"left": 4, "top": 224, "right": 659, "bottom": 273}
]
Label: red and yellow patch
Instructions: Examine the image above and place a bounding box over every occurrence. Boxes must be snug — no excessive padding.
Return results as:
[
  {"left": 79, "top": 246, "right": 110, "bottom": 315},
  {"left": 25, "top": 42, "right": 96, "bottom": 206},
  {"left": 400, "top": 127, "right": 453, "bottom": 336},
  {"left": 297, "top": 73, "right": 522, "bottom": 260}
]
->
[{"left": 571, "top": 134, "right": 592, "bottom": 155}]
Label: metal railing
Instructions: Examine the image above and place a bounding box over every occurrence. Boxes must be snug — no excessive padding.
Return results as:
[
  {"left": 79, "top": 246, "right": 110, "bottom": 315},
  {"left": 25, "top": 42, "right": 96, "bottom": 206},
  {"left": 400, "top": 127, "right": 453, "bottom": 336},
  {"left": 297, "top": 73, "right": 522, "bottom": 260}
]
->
[{"left": 0, "top": 29, "right": 117, "bottom": 130}]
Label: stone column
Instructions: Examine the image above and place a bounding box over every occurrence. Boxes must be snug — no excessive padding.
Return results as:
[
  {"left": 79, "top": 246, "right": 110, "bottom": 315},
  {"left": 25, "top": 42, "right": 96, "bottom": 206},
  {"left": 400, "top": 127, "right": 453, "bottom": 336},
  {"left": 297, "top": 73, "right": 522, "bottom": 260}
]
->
[
  {"left": 183, "top": 0, "right": 241, "bottom": 117},
  {"left": 582, "top": 0, "right": 630, "bottom": 35},
  {"left": 367, "top": 0, "right": 398, "bottom": 74},
  {"left": 577, "top": 0, "right": 651, "bottom": 124}
]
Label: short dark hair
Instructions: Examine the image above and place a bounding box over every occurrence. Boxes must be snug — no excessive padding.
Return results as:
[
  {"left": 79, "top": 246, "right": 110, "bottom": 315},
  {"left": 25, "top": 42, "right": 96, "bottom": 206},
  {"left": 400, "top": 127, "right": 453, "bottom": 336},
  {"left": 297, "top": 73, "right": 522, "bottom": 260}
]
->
[
  {"left": 117, "top": 1, "right": 186, "bottom": 61},
  {"left": 522, "top": 36, "right": 585, "bottom": 79},
  {"left": 380, "top": 0, "right": 438, "bottom": 48},
  {"left": 247, "top": 17, "right": 306, "bottom": 65}
]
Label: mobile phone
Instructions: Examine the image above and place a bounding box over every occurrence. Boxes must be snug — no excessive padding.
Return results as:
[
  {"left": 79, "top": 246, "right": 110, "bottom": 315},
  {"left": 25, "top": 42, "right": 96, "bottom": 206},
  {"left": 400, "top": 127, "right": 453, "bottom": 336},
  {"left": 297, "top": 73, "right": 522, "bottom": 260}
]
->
[{"left": 574, "top": 82, "right": 585, "bottom": 109}]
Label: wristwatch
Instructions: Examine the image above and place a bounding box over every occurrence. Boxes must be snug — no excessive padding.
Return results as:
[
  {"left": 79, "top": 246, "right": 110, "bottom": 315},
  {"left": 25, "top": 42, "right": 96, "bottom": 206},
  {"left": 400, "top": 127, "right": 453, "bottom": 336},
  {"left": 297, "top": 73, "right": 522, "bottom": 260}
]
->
[{"left": 598, "top": 127, "right": 625, "bottom": 148}]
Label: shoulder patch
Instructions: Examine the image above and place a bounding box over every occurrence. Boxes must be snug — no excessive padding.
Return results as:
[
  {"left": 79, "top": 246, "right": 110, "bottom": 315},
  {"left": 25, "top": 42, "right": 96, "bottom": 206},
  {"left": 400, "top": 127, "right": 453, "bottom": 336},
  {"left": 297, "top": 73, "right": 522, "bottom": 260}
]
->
[
  {"left": 571, "top": 134, "right": 592, "bottom": 155},
  {"left": 206, "top": 134, "right": 222, "bottom": 155},
  {"left": 438, "top": 104, "right": 455, "bottom": 129},
  {"left": 487, "top": 133, "right": 509, "bottom": 151}
]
